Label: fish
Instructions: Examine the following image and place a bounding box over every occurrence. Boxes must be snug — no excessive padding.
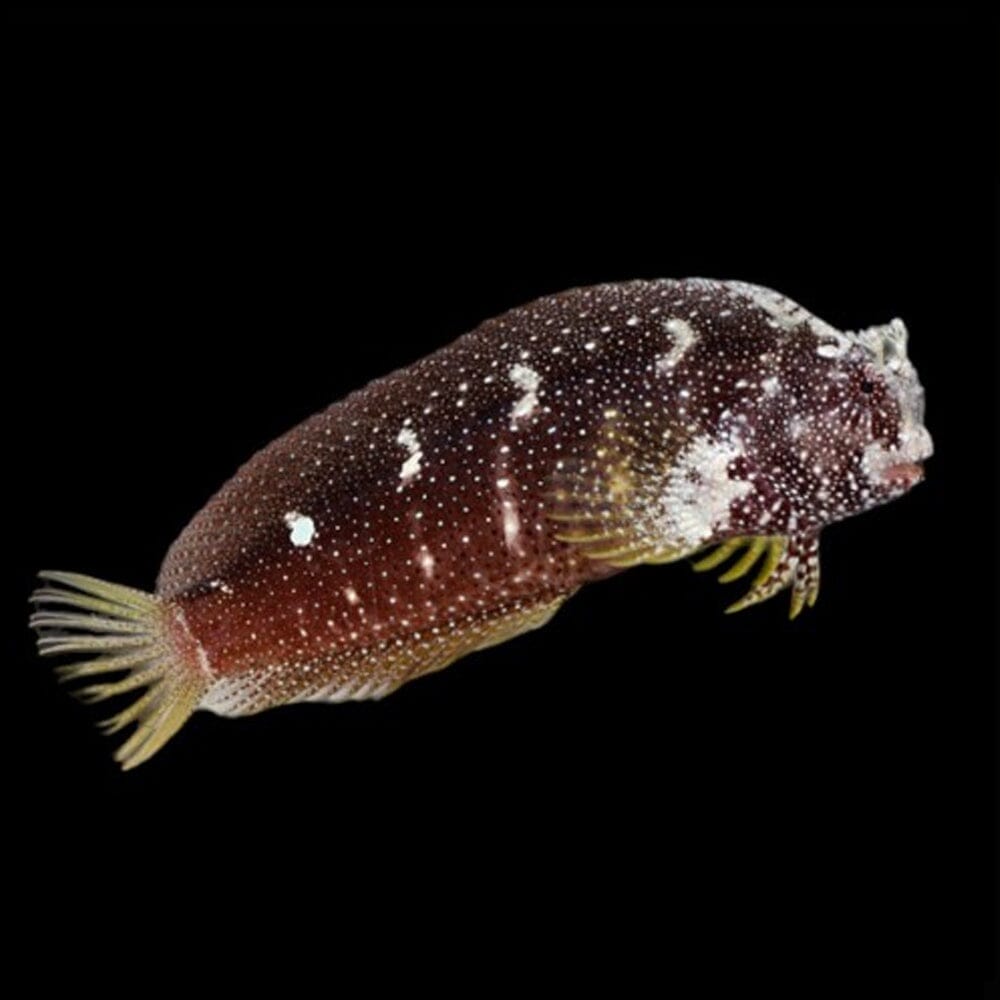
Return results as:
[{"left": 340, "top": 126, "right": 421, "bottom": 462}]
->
[{"left": 30, "top": 278, "right": 933, "bottom": 769}]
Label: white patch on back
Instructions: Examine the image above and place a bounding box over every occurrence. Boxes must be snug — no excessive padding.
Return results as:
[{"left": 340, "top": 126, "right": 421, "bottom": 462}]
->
[
  {"left": 283, "top": 511, "right": 316, "bottom": 547},
  {"left": 655, "top": 317, "right": 698, "bottom": 373},
  {"left": 655, "top": 433, "right": 753, "bottom": 547},
  {"left": 727, "top": 280, "right": 842, "bottom": 345},
  {"left": 396, "top": 425, "right": 423, "bottom": 485},
  {"left": 729, "top": 281, "right": 812, "bottom": 331},
  {"left": 761, "top": 375, "right": 780, "bottom": 396},
  {"left": 508, "top": 363, "right": 541, "bottom": 426}
]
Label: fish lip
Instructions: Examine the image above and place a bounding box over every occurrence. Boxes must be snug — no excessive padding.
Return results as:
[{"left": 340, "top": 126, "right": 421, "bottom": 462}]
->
[{"left": 881, "top": 461, "right": 925, "bottom": 489}]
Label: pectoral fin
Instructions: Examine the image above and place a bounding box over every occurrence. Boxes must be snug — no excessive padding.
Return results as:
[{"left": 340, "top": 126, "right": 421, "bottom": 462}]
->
[
  {"left": 548, "top": 411, "right": 690, "bottom": 568},
  {"left": 692, "top": 533, "right": 821, "bottom": 618}
]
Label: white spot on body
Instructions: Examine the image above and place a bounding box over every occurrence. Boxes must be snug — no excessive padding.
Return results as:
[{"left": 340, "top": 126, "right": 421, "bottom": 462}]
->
[
  {"left": 397, "top": 425, "right": 423, "bottom": 485},
  {"left": 761, "top": 375, "right": 780, "bottom": 396},
  {"left": 655, "top": 433, "right": 754, "bottom": 547},
  {"left": 502, "top": 499, "right": 521, "bottom": 551},
  {"left": 494, "top": 472, "right": 524, "bottom": 554},
  {"left": 656, "top": 317, "right": 698, "bottom": 373},
  {"left": 788, "top": 415, "right": 810, "bottom": 440},
  {"left": 509, "top": 363, "right": 542, "bottom": 426},
  {"left": 417, "top": 545, "right": 435, "bottom": 580},
  {"left": 284, "top": 511, "right": 316, "bottom": 547},
  {"left": 344, "top": 587, "right": 360, "bottom": 605}
]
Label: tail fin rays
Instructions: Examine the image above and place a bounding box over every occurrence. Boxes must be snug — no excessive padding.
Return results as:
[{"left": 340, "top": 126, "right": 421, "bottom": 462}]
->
[{"left": 30, "top": 572, "right": 206, "bottom": 770}]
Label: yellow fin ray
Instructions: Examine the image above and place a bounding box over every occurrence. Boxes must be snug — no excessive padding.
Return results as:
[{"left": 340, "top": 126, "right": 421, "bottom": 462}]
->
[
  {"left": 99, "top": 686, "right": 164, "bottom": 734},
  {"left": 692, "top": 539, "right": 743, "bottom": 571},
  {"left": 547, "top": 410, "right": 697, "bottom": 569},
  {"left": 750, "top": 537, "right": 784, "bottom": 590},
  {"left": 76, "top": 664, "right": 168, "bottom": 703},
  {"left": 553, "top": 527, "right": 623, "bottom": 544},
  {"left": 600, "top": 547, "right": 670, "bottom": 569},
  {"left": 29, "top": 571, "right": 207, "bottom": 770},
  {"left": 717, "top": 538, "right": 768, "bottom": 583},
  {"left": 694, "top": 533, "right": 822, "bottom": 617}
]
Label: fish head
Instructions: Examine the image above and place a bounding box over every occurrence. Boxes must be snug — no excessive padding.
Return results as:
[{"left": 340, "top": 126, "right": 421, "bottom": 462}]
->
[{"left": 803, "top": 317, "right": 933, "bottom": 520}]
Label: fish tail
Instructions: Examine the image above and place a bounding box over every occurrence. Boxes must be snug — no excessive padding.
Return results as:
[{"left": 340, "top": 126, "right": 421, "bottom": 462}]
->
[{"left": 29, "top": 571, "right": 209, "bottom": 770}]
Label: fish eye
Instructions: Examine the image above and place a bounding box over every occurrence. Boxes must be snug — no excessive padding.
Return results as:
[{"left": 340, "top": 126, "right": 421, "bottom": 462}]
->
[{"left": 861, "top": 378, "right": 876, "bottom": 394}]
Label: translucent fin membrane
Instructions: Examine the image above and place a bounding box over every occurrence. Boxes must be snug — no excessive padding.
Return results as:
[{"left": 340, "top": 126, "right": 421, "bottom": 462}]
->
[
  {"left": 547, "top": 414, "right": 688, "bottom": 569},
  {"left": 30, "top": 572, "right": 206, "bottom": 770}
]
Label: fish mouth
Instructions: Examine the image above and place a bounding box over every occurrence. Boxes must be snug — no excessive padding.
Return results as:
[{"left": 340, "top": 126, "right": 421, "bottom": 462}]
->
[{"left": 881, "top": 461, "right": 925, "bottom": 490}]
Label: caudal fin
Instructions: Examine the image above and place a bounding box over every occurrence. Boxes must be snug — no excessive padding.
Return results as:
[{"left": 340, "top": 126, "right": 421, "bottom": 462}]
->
[{"left": 29, "top": 572, "right": 206, "bottom": 770}]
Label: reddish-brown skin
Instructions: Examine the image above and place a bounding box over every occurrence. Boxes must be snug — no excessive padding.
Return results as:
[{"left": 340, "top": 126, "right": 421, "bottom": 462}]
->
[
  {"left": 159, "top": 286, "right": 637, "bottom": 714},
  {"left": 150, "top": 277, "right": 930, "bottom": 717},
  {"left": 166, "top": 382, "right": 620, "bottom": 711},
  {"left": 32, "top": 278, "right": 932, "bottom": 770}
]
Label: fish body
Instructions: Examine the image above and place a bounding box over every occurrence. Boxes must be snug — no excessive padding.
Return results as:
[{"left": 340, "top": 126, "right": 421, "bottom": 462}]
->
[{"left": 31, "top": 278, "right": 932, "bottom": 768}]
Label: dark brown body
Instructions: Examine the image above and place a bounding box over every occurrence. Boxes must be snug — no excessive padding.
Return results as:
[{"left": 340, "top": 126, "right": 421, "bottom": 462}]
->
[
  {"left": 159, "top": 285, "right": 647, "bottom": 714},
  {"left": 33, "top": 277, "right": 931, "bottom": 767}
]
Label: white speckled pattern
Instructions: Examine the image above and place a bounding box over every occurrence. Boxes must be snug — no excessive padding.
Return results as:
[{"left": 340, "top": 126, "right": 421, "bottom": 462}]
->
[{"left": 35, "top": 278, "right": 932, "bottom": 760}]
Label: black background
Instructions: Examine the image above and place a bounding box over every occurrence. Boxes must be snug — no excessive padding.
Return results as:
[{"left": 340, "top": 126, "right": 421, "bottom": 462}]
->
[{"left": 8, "top": 9, "right": 997, "bottom": 989}]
